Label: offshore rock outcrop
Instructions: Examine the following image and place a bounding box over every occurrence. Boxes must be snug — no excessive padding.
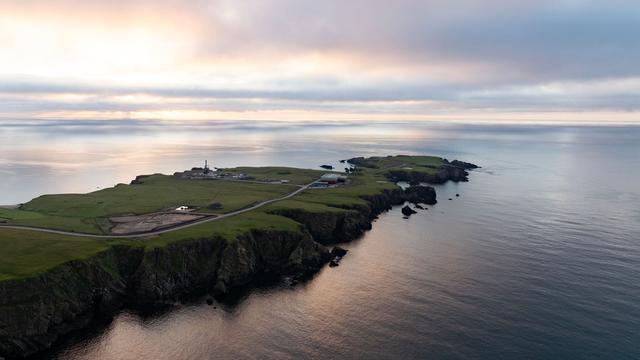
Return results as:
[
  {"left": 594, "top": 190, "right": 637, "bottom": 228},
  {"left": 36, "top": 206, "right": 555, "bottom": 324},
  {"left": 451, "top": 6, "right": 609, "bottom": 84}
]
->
[{"left": 401, "top": 205, "right": 417, "bottom": 216}]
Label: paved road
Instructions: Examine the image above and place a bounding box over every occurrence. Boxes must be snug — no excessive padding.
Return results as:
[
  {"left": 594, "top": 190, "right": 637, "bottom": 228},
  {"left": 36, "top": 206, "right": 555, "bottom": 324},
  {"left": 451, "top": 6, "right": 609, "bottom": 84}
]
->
[{"left": 0, "top": 180, "right": 318, "bottom": 239}]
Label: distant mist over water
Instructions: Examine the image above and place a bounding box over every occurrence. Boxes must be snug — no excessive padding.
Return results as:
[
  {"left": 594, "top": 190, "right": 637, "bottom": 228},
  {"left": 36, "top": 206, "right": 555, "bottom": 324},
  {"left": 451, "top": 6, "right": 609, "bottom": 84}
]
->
[
  {"left": 2, "top": 120, "right": 638, "bottom": 204},
  {"left": 4, "top": 120, "right": 640, "bottom": 359}
]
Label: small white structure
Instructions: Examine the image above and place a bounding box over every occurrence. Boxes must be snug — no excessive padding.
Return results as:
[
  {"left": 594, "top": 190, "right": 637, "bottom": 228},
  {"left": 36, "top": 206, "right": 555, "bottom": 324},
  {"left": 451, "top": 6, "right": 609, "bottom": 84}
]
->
[
  {"left": 320, "top": 173, "right": 347, "bottom": 184},
  {"left": 175, "top": 206, "right": 189, "bottom": 211}
]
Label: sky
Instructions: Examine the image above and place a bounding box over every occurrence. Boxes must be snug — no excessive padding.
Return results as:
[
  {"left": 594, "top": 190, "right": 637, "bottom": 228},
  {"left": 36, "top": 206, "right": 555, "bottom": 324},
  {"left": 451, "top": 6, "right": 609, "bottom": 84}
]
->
[{"left": 1, "top": 0, "right": 639, "bottom": 124}]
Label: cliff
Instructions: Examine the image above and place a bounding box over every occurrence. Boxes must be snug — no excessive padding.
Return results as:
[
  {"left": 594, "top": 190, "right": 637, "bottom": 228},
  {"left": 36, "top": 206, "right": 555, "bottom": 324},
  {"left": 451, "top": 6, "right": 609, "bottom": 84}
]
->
[
  {"left": 348, "top": 156, "right": 478, "bottom": 185},
  {"left": 0, "top": 230, "right": 329, "bottom": 358},
  {"left": 269, "top": 186, "right": 436, "bottom": 244},
  {"left": 385, "top": 163, "right": 478, "bottom": 184},
  {"left": 0, "top": 155, "right": 469, "bottom": 358},
  {"left": 0, "top": 246, "right": 139, "bottom": 358}
]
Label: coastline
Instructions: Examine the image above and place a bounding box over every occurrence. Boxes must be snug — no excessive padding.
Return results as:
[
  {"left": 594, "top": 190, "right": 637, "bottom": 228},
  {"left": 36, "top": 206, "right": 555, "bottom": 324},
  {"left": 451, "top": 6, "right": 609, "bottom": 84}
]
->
[{"left": 0, "top": 156, "right": 476, "bottom": 359}]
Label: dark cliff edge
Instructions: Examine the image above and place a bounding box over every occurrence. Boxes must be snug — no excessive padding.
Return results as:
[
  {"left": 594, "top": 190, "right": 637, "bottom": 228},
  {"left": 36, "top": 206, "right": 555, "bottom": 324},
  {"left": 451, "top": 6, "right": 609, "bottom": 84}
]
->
[
  {"left": 269, "top": 186, "right": 436, "bottom": 245},
  {"left": 347, "top": 156, "right": 478, "bottom": 185},
  {"left": 385, "top": 162, "right": 478, "bottom": 185},
  {"left": 0, "top": 161, "right": 475, "bottom": 359},
  {"left": 0, "top": 231, "right": 328, "bottom": 359}
]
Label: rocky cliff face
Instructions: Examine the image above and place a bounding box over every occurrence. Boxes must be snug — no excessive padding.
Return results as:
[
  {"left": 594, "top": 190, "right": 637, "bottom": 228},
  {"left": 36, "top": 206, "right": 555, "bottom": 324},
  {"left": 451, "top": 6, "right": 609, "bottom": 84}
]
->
[
  {"left": 128, "top": 237, "right": 227, "bottom": 305},
  {"left": 215, "top": 229, "right": 328, "bottom": 294},
  {"left": 0, "top": 230, "right": 329, "bottom": 359},
  {"left": 0, "top": 183, "right": 442, "bottom": 358},
  {"left": 269, "top": 186, "right": 437, "bottom": 245},
  {"left": 386, "top": 165, "right": 470, "bottom": 184},
  {"left": 0, "top": 246, "right": 142, "bottom": 358},
  {"left": 268, "top": 208, "right": 370, "bottom": 245},
  {"left": 347, "top": 156, "right": 478, "bottom": 185}
]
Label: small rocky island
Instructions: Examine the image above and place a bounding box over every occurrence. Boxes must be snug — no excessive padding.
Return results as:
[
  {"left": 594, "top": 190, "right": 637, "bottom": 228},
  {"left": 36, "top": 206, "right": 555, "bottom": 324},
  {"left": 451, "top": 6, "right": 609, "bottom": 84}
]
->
[{"left": 0, "top": 155, "right": 477, "bottom": 358}]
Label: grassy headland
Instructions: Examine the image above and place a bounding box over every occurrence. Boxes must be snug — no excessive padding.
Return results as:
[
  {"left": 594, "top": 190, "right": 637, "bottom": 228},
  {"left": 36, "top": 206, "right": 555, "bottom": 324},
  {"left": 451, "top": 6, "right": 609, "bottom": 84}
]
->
[{"left": 0, "top": 156, "right": 475, "bottom": 281}]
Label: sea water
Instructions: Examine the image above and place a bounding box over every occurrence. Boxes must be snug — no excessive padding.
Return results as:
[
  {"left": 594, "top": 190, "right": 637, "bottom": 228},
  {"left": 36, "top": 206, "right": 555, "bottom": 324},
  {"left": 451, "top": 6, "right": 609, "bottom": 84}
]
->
[{"left": 3, "top": 121, "right": 639, "bottom": 359}]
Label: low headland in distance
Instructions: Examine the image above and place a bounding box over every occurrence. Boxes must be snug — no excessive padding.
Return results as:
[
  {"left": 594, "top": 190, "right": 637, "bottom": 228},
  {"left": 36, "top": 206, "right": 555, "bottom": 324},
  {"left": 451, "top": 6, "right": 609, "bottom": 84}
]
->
[{"left": 0, "top": 155, "right": 477, "bottom": 359}]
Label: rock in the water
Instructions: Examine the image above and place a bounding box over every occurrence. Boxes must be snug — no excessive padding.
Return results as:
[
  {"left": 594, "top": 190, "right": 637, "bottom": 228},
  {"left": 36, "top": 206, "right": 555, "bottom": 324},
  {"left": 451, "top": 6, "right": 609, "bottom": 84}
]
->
[
  {"left": 448, "top": 198, "right": 453, "bottom": 200},
  {"left": 320, "top": 165, "right": 334, "bottom": 170},
  {"left": 339, "top": 159, "right": 346, "bottom": 163},
  {"left": 455, "top": 194, "right": 460, "bottom": 197},
  {"left": 414, "top": 204, "right": 425, "bottom": 210},
  {"left": 329, "top": 260, "right": 339, "bottom": 267},
  {"left": 331, "top": 246, "right": 348, "bottom": 258},
  {"left": 206, "top": 297, "right": 214, "bottom": 305},
  {"left": 401, "top": 205, "right": 417, "bottom": 216}
]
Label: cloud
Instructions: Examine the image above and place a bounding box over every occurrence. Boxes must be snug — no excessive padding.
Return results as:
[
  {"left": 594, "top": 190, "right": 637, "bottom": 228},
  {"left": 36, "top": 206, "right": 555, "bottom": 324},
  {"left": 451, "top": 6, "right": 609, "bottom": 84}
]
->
[
  {"left": 0, "top": 0, "right": 639, "bottom": 122},
  {"left": 184, "top": 0, "right": 640, "bottom": 81}
]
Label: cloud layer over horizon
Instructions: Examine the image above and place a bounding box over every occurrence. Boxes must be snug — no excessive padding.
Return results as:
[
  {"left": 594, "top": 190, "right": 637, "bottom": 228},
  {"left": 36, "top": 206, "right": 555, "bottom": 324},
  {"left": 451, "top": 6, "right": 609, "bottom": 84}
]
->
[{"left": 1, "top": 0, "right": 639, "bottom": 123}]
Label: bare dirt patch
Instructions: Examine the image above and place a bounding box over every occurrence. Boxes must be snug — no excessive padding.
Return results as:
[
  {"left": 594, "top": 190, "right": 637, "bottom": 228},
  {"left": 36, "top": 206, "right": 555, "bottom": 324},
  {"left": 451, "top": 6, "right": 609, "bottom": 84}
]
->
[{"left": 109, "top": 213, "right": 206, "bottom": 234}]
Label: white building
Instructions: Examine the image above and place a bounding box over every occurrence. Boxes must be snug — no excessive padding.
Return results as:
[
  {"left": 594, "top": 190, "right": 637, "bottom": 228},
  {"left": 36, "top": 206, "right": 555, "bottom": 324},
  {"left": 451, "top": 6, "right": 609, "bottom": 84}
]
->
[{"left": 320, "top": 173, "right": 347, "bottom": 184}]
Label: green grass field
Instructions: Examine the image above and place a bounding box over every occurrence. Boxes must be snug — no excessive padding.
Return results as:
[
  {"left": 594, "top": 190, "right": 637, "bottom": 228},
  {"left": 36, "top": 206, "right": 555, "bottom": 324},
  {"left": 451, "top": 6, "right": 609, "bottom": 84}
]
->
[
  {"left": 23, "top": 175, "right": 295, "bottom": 217},
  {"left": 221, "top": 166, "right": 325, "bottom": 185},
  {"left": 2, "top": 174, "right": 300, "bottom": 234},
  {"left": 349, "top": 155, "right": 446, "bottom": 174},
  {"left": 143, "top": 210, "right": 304, "bottom": 249},
  {"left": 0, "top": 228, "right": 120, "bottom": 281},
  {"left": 0, "top": 156, "right": 451, "bottom": 281}
]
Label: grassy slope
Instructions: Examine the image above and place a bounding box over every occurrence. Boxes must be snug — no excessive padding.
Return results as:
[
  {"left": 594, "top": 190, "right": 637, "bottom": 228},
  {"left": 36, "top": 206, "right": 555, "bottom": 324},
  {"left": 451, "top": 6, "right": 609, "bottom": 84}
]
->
[
  {"left": 23, "top": 175, "right": 294, "bottom": 217},
  {"left": 143, "top": 211, "right": 303, "bottom": 249},
  {"left": 222, "top": 166, "right": 325, "bottom": 185},
  {"left": 355, "top": 155, "right": 446, "bottom": 173},
  {"left": 0, "top": 211, "right": 302, "bottom": 281},
  {"left": 5, "top": 174, "right": 297, "bottom": 234},
  {"left": 0, "top": 228, "right": 123, "bottom": 281},
  {"left": 0, "top": 156, "right": 449, "bottom": 281},
  {"left": 0, "top": 208, "right": 106, "bottom": 234}
]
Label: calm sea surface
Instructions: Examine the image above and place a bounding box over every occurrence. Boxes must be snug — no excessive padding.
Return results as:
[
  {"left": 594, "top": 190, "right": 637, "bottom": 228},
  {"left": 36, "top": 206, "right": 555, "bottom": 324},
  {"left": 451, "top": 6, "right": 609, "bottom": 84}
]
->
[{"left": 2, "top": 121, "right": 640, "bottom": 359}]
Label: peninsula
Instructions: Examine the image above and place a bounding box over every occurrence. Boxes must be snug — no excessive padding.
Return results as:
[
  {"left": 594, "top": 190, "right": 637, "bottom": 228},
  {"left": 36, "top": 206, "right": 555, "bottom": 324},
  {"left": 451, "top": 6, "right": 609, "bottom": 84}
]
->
[{"left": 0, "top": 155, "right": 477, "bottom": 358}]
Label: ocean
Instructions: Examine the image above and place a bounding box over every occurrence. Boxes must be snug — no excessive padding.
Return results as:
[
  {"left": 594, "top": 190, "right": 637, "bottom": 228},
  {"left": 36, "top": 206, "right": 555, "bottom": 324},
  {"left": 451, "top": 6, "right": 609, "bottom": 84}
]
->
[{"left": 3, "top": 120, "right": 639, "bottom": 359}]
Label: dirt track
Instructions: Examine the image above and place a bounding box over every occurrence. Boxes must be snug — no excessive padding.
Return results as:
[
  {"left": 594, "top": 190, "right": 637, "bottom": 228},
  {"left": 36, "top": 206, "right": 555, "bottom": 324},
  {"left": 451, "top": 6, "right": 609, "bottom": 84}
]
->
[{"left": 109, "top": 213, "right": 206, "bottom": 234}]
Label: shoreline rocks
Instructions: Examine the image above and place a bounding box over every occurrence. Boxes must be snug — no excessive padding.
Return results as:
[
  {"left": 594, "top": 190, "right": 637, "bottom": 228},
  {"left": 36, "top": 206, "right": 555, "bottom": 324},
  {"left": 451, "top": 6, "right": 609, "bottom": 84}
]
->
[
  {"left": 329, "top": 247, "right": 348, "bottom": 267},
  {"left": 401, "top": 205, "right": 417, "bottom": 216},
  {"left": 330, "top": 247, "right": 348, "bottom": 257}
]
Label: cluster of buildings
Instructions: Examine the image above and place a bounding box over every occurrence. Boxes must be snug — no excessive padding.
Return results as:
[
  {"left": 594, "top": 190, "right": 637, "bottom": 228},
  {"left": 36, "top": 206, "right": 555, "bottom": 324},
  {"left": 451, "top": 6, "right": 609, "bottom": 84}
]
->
[
  {"left": 310, "top": 173, "right": 348, "bottom": 188},
  {"left": 177, "top": 160, "right": 255, "bottom": 181},
  {"left": 177, "top": 161, "right": 348, "bottom": 189}
]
